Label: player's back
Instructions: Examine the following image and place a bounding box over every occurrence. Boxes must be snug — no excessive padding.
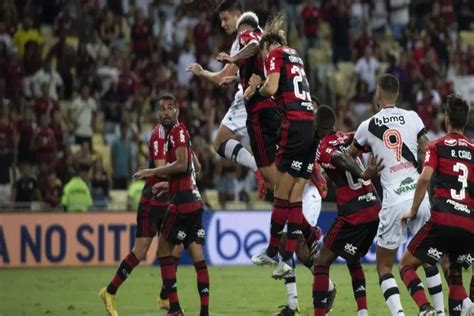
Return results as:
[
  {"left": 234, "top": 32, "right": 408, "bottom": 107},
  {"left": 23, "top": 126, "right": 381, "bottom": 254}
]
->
[
  {"left": 166, "top": 122, "right": 202, "bottom": 213},
  {"left": 317, "top": 131, "right": 381, "bottom": 225},
  {"left": 354, "top": 107, "right": 425, "bottom": 205},
  {"left": 265, "top": 46, "right": 313, "bottom": 120},
  {"left": 426, "top": 133, "right": 474, "bottom": 231}
]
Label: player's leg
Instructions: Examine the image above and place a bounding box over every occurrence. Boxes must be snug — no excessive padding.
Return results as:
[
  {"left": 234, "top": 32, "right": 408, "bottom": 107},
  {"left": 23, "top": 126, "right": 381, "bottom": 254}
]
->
[
  {"left": 158, "top": 213, "right": 184, "bottom": 315},
  {"left": 471, "top": 266, "right": 474, "bottom": 302},
  {"left": 346, "top": 260, "right": 368, "bottom": 316},
  {"left": 216, "top": 104, "right": 257, "bottom": 171},
  {"left": 410, "top": 198, "right": 445, "bottom": 314},
  {"left": 448, "top": 264, "right": 472, "bottom": 316},
  {"left": 312, "top": 244, "right": 338, "bottom": 316},
  {"left": 186, "top": 211, "right": 209, "bottom": 316},
  {"left": 157, "top": 244, "right": 184, "bottom": 311}
]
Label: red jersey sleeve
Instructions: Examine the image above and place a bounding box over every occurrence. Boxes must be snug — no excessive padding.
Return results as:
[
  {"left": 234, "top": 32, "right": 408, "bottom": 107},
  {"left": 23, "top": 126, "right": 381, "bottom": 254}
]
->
[
  {"left": 171, "top": 125, "right": 189, "bottom": 149},
  {"left": 150, "top": 129, "right": 166, "bottom": 161},
  {"left": 239, "top": 29, "right": 260, "bottom": 48},
  {"left": 316, "top": 140, "right": 338, "bottom": 167},
  {"left": 265, "top": 49, "right": 283, "bottom": 76},
  {"left": 423, "top": 141, "right": 438, "bottom": 170}
]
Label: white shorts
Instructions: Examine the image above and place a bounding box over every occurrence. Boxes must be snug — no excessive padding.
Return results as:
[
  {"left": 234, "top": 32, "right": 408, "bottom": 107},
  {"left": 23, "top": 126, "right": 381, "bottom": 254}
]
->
[
  {"left": 221, "top": 90, "right": 248, "bottom": 137},
  {"left": 376, "top": 197, "right": 431, "bottom": 250},
  {"left": 283, "top": 183, "right": 322, "bottom": 232}
]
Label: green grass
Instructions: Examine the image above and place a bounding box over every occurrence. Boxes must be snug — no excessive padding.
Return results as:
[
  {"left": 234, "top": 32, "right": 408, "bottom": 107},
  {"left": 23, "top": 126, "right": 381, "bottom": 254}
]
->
[{"left": 0, "top": 264, "right": 471, "bottom": 315}]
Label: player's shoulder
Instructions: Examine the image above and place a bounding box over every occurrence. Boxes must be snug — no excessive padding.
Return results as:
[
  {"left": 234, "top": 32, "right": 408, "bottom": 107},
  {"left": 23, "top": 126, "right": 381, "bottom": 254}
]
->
[{"left": 434, "top": 134, "right": 474, "bottom": 149}]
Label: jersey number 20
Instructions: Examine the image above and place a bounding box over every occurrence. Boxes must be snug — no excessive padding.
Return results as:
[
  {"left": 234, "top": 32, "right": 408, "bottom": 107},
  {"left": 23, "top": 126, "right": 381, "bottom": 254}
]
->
[{"left": 290, "top": 65, "right": 311, "bottom": 102}]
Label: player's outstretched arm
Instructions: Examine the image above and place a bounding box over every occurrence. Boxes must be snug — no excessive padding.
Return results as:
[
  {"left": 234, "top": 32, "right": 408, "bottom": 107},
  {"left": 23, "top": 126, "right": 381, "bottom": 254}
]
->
[
  {"left": 133, "top": 147, "right": 189, "bottom": 179},
  {"left": 332, "top": 152, "right": 384, "bottom": 180},
  {"left": 217, "top": 41, "right": 259, "bottom": 64},
  {"left": 187, "top": 62, "right": 239, "bottom": 86},
  {"left": 401, "top": 166, "right": 434, "bottom": 224}
]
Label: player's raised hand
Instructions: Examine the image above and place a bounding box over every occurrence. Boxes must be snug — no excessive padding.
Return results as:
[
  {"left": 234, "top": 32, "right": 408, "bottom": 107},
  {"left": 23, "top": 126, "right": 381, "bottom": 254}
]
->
[
  {"left": 187, "top": 63, "right": 203, "bottom": 76},
  {"left": 219, "top": 76, "right": 239, "bottom": 86},
  {"left": 401, "top": 209, "right": 417, "bottom": 225},
  {"left": 216, "top": 52, "right": 234, "bottom": 64},
  {"left": 249, "top": 74, "right": 263, "bottom": 88},
  {"left": 152, "top": 182, "right": 169, "bottom": 197},
  {"left": 361, "top": 154, "right": 384, "bottom": 180}
]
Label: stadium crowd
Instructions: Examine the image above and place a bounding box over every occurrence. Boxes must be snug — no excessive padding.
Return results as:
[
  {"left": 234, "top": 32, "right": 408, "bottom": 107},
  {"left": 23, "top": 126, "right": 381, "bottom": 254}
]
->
[{"left": 0, "top": 0, "right": 473, "bottom": 211}]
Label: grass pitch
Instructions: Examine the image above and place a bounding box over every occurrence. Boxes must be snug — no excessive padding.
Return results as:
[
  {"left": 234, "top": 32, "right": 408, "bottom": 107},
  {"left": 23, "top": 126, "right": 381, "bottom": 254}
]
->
[{"left": 0, "top": 264, "right": 471, "bottom": 315}]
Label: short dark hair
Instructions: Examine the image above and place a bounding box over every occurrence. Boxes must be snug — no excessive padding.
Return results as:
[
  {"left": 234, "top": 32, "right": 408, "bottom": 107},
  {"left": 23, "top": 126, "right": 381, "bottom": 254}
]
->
[
  {"left": 377, "top": 74, "right": 399, "bottom": 101},
  {"left": 446, "top": 94, "right": 470, "bottom": 129},
  {"left": 158, "top": 93, "right": 176, "bottom": 106},
  {"left": 216, "top": 0, "right": 242, "bottom": 13},
  {"left": 316, "top": 105, "right": 336, "bottom": 131}
]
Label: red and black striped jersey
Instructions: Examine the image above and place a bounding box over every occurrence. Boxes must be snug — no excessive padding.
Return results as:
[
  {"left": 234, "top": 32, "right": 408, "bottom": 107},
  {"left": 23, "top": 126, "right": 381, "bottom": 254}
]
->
[
  {"left": 145, "top": 123, "right": 168, "bottom": 206},
  {"left": 35, "top": 127, "right": 57, "bottom": 162},
  {"left": 264, "top": 46, "right": 314, "bottom": 121},
  {"left": 166, "top": 122, "right": 203, "bottom": 213},
  {"left": 424, "top": 133, "right": 474, "bottom": 232},
  {"left": 237, "top": 29, "right": 276, "bottom": 113},
  {"left": 316, "top": 131, "right": 381, "bottom": 224}
]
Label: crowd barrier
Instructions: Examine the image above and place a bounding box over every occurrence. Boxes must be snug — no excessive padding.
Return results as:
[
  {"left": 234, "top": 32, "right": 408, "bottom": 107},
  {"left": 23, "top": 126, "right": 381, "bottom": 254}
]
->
[{"left": 0, "top": 211, "right": 410, "bottom": 268}]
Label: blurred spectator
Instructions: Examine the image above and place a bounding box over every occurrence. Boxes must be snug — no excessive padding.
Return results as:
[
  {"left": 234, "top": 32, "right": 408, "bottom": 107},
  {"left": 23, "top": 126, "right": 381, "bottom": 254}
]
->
[
  {"left": 11, "top": 162, "right": 40, "bottom": 209},
  {"left": 4, "top": 51, "right": 22, "bottom": 100},
  {"left": 216, "top": 158, "right": 236, "bottom": 209},
  {"left": 350, "top": 0, "right": 369, "bottom": 37},
  {"left": 33, "top": 82, "right": 59, "bottom": 121},
  {"left": 91, "top": 156, "right": 110, "bottom": 209},
  {"left": 16, "top": 106, "right": 36, "bottom": 164},
  {"left": 50, "top": 110, "right": 68, "bottom": 180},
  {"left": 415, "top": 79, "right": 441, "bottom": 130},
  {"left": 73, "top": 143, "right": 93, "bottom": 170},
  {"left": 111, "top": 124, "right": 133, "bottom": 189},
  {"left": 177, "top": 41, "right": 196, "bottom": 86},
  {"left": 47, "top": 34, "right": 76, "bottom": 99},
  {"left": 61, "top": 163, "right": 93, "bottom": 212},
  {"left": 388, "top": 0, "right": 409, "bottom": 40},
  {"left": 21, "top": 41, "right": 42, "bottom": 99},
  {"left": 0, "top": 21, "right": 13, "bottom": 52},
  {"left": 370, "top": 0, "right": 388, "bottom": 37},
  {"left": 193, "top": 12, "right": 211, "bottom": 59},
  {"left": 351, "top": 80, "right": 372, "bottom": 124},
  {"left": 456, "top": 0, "right": 474, "bottom": 31},
  {"left": 12, "top": 16, "right": 43, "bottom": 56},
  {"left": 99, "top": 10, "right": 121, "bottom": 48},
  {"left": 426, "top": 116, "right": 446, "bottom": 141},
  {"left": 0, "top": 100, "right": 16, "bottom": 202},
  {"left": 329, "top": 3, "right": 351, "bottom": 64},
  {"left": 127, "top": 179, "right": 145, "bottom": 211},
  {"left": 54, "top": 7, "right": 74, "bottom": 36},
  {"left": 335, "top": 97, "right": 355, "bottom": 132},
  {"left": 131, "top": 8, "right": 152, "bottom": 59},
  {"left": 70, "top": 84, "right": 97, "bottom": 149},
  {"left": 86, "top": 31, "right": 110, "bottom": 62},
  {"left": 32, "top": 112, "right": 57, "bottom": 173},
  {"left": 300, "top": 0, "right": 320, "bottom": 49},
  {"left": 355, "top": 46, "right": 380, "bottom": 94},
  {"left": 31, "top": 60, "right": 64, "bottom": 100},
  {"left": 41, "top": 172, "right": 62, "bottom": 209}
]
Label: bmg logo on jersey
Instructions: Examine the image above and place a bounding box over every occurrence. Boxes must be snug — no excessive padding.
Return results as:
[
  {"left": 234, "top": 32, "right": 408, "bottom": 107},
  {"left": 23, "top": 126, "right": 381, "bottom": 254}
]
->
[
  {"left": 344, "top": 243, "right": 358, "bottom": 256},
  {"left": 374, "top": 115, "right": 406, "bottom": 126},
  {"left": 427, "top": 247, "right": 443, "bottom": 260},
  {"left": 291, "top": 160, "right": 303, "bottom": 171}
]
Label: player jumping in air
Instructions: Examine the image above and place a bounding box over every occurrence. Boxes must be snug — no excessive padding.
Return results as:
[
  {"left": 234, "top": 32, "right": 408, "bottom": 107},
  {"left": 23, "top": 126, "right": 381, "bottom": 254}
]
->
[
  {"left": 134, "top": 94, "right": 209, "bottom": 316},
  {"left": 348, "top": 74, "right": 445, "bottom": 315},
  {"left": 313, "top": 105, "right": 383, "bottom": 316},
  {"left": 399, "top": 94, "right": 474, "bottom": 316}
]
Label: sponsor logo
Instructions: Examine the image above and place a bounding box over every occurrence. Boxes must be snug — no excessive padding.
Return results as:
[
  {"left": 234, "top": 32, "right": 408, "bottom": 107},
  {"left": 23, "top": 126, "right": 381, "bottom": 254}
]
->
[
  {"left": 307, "top": 163, "right": 314, "bottom": 173},
  {"left": 197, "top": 228, "right": 206, "bottom": 238},
  {"left": 269, "top": 57, "right": 276, "bottom": 71},
  {"left": 444, "top": 139, "right": 457, "bottom": 146},
  {"left": 122, "top": 269, "right": 129, "bottom": 277},
  {"left": 344, "top": 243, "right": 357, "bottom": 256},
  {"left": 446, "top": 199, "right": 471, "bottom": 214},
  {"left": 452, "top": 304, "right": 462, "bottom": 312},
  {"left": 292, "top": 230, "right": 303, "bottom": 236},
  {"left": 456, "top": 253, "right": 473, "bottom": 265},
  {"left": 177, "top": 230, "right": 187, "bottom": 241},
  {"left": 394, "top": 177, "right": 416, "bottom": 195},
  {"left": 172, "top": 282, "right": 177, "bottom": 289},
  {"left": 389, "top": 161, "right": 414, "bottom": 173},
  {"left": 427, "top": 247, "right": 443, "bottom": 260},
  {"left": 291, "top": 160, "right": 303, "bottom": 171},
  {"left": 358, "top": 192, "right": 377, "bottom": 202},
  {"left": 355, "top": 285, "right": 365, "bottom": 292},
  {"left": 374, "top": 115, "right": 406, "bottom": 126},
  {"left": 201, "top": 287, "right": 209, "bottom": 293}
]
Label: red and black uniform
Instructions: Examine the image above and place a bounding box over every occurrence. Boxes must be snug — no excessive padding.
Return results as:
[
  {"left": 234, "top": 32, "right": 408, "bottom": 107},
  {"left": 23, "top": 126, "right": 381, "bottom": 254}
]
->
[
  {"left": 161, "top": 122, "right": 205, "bottom": 248},
  {"left": 265, "top": 46, "right": 315, "bottom": 179},
  {"left": 131, "top": 21, "right": 151, "bottom": 58},
  {"left": 34, "top": 127, "right": 57, "bottom": 163},
  {"left": 316, "top": 131, "right": 381, "bottom": 261},
  {"left": 408, "top": 133, "right": 474, "bottom": 268},
  {"left": 238, "top": 28, "right": 279, "bottom": 168},
  {"left": 136, "top": 123, "right": 169, "bottom": 238}
]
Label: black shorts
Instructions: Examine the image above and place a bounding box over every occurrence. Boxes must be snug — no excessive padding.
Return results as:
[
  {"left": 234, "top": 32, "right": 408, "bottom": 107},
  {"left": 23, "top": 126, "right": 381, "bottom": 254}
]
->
[
  {"left": 276, "top": 119, "right": 316, "bottom": 179},
  {"left": 408, "top": 221, "right": 474, "bottom": 269},
  {"left": 135, "top": 186, "right": 168, "bottom": 238},
  {"left": 324, "top": 217, "right": 378, "bottom": 262},
  {"left": 160, "top": 209, "right": 205, "bottom": 248},
  {"left": 246, "top": 108, "right": 280, "bottom": 168}
]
